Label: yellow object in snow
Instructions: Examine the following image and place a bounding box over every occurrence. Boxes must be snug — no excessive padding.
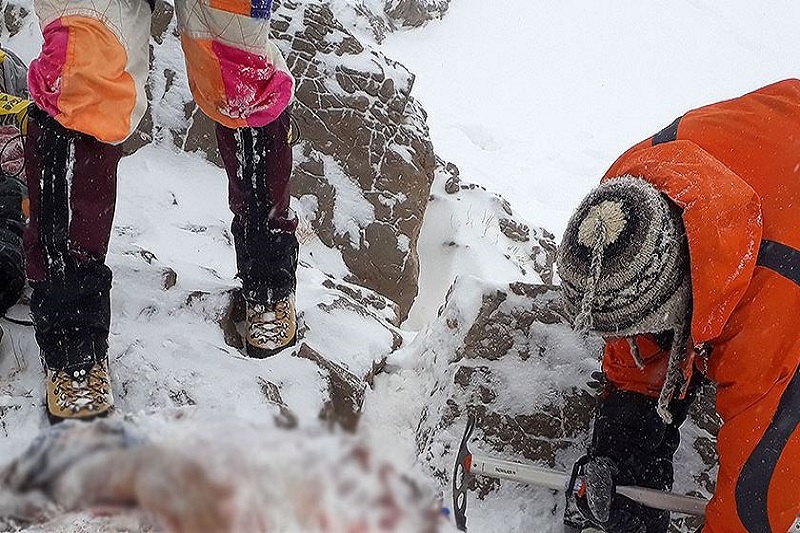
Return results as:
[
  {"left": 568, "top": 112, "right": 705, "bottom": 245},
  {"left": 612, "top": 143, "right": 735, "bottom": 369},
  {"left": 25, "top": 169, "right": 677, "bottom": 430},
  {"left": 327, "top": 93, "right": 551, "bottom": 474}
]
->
[{"left": 0, "top": 92, "right": 30, "bottom": 134}]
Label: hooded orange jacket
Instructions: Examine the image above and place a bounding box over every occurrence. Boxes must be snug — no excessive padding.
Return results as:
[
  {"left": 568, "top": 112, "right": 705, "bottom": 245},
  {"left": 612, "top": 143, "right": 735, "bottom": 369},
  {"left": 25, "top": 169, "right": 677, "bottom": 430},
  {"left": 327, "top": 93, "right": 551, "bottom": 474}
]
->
[{"left": 601, "top": 79, "right": 800, "bottom": 533}]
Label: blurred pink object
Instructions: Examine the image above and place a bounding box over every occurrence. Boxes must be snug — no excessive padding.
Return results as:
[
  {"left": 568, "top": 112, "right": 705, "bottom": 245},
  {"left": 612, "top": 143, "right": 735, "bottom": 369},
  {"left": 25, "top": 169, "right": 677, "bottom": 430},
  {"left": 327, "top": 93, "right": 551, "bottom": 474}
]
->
[{"left": 0, "top": 417, "right": 447, "bottom": 532}]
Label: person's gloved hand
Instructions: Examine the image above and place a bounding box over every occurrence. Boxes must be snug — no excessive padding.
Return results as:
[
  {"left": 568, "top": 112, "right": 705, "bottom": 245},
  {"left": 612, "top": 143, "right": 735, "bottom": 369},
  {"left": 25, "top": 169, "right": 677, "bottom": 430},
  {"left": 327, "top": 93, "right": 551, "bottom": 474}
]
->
[{"left": 576, "top": 456, "right": 647, "bottom": 533}]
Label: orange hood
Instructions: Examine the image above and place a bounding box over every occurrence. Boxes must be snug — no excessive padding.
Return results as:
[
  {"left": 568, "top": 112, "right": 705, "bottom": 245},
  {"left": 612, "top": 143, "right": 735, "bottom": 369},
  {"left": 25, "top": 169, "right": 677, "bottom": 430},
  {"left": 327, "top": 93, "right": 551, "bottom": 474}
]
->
[{"left": 603, "top": 140, "right": 762, "bottom": 344}]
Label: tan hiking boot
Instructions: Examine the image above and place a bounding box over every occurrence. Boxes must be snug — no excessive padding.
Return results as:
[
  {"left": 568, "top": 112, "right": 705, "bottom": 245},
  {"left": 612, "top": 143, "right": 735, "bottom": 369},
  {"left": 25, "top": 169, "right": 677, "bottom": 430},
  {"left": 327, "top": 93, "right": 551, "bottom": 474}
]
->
[
  {"left": 46, "top": 361, "right": 114, "bottom": 421},
  {"left": 245, "top": 294, "right": 297, "bottom": 358}
]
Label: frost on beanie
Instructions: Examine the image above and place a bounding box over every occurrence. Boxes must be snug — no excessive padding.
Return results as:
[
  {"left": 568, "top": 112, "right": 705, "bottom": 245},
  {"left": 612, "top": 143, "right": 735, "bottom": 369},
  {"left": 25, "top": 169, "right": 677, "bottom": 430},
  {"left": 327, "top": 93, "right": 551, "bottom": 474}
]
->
[{"left": 557, "top": 176, "right": 693, "bottom": 422}]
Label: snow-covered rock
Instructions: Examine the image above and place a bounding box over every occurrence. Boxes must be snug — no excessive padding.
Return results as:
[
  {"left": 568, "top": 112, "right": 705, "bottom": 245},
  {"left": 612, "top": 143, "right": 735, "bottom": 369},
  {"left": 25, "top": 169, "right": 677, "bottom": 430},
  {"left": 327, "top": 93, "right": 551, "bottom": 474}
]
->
[
  {"left": 327, "top": 0, "right": 452, "bottom": 42},
  {"left": 385, "top": 0, "right": 450, "bottom": 28},
  {"left": 404, "top": 276, "right": 718, "bottom": 533},
  {"left": 413, "top": 277, "right": 597, "bottom": 480},
  {"left": 273, "top": 0, "right": 436, "bottom": 320},
  {"left": 0, "top": 0, "right": 29, "bottom": 41},
  {"left": 407, "top": 161, "right": 557, "bottom": 328}
]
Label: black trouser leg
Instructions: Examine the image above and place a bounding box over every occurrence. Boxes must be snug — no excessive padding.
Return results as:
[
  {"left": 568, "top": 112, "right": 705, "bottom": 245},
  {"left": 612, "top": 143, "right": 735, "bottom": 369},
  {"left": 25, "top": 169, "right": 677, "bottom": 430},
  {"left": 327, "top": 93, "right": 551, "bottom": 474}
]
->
[
  {"left": 24, "top": 106, "right": 120, "bottom": 369},
  {"left": 216, "top": 109, "right": 298, "bottom": 304}
]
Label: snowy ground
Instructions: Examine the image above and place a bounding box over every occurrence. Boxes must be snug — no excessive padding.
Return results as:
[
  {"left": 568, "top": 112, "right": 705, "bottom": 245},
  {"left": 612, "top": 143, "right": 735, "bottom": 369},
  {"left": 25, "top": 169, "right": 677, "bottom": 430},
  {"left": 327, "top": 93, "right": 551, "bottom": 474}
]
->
[
  {"left": 381, "top": 0, "right": 800, "bottom": 239},
  {"left": 1, "top": 1, "right": 799, "bottom": 532}
]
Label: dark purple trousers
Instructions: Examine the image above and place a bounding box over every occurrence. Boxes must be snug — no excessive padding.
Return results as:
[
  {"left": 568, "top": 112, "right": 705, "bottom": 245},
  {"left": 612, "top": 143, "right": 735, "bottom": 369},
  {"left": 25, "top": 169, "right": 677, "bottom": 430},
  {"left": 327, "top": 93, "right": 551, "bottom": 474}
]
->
[
  {"left": 24, "top": 104, "right": 298, "bottom": 369},
  {"left": 24, "top": 106, "right": 118, "bottom": 369},
  {"left": 216, "top": 108, "right": 298, "bottom": 305},
  {"left": 24, "top": 106, "right": 121, "bottom": 284}
]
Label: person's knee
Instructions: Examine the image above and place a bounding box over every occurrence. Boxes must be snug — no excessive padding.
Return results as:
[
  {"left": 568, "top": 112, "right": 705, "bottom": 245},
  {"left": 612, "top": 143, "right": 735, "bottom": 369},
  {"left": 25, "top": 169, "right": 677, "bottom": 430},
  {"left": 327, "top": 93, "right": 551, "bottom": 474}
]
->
[{"left": 29, "top": 9, "right": 150, "bottom": 143}]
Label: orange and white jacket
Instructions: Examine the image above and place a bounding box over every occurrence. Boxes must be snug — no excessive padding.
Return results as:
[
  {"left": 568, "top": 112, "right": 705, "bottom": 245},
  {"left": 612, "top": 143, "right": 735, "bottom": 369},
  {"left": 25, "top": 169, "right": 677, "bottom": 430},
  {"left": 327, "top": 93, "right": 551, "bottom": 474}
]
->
[{"left": 28, "top": 0, "right": 293, "bottom": 143}]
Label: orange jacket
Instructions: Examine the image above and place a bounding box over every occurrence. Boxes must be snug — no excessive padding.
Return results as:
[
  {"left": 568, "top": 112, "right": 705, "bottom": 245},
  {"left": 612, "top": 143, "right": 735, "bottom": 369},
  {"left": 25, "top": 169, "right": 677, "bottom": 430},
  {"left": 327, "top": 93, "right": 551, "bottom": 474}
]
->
[{"left": 600, "top": 79, "right": 800, "bottom": 532}]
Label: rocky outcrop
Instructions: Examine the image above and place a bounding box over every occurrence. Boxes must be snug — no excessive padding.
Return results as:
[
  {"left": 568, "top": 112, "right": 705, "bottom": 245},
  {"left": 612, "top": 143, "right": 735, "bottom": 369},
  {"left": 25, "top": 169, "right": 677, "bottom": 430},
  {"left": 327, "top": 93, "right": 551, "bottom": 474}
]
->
[
  {"left": 412, "top": 277, "right": 719, "bottom": 532},
  {"left": 414, "top": 279, "right": 598, "bottom": 479},
  {"left": 272, "top": 0, "right": 436, "bottom": 319},
  {"left": 435, "top": 161, "right": 557, "bottom": 284},
  {"left": 327, "top": 0, "right": 452, "bottom": 41},
  {"left": 404, "top": 161, "right": 557, "bottom": 329},
  {"left": 0, "top": 0, "right": 29, "bottom": 39},
  {"left": 385, "top": 0, "right": 450, "bottom": 28}
]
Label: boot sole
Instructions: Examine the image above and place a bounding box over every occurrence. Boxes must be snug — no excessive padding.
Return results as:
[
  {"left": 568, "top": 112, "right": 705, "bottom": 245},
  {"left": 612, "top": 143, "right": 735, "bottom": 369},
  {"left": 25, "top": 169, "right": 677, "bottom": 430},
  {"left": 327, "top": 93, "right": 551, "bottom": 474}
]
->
[
  {"left": 47, "top": 405, "right": 114, "bottom": 425},
  {"left": 245, "top": 335, "right": 297, "bottom": 359}
]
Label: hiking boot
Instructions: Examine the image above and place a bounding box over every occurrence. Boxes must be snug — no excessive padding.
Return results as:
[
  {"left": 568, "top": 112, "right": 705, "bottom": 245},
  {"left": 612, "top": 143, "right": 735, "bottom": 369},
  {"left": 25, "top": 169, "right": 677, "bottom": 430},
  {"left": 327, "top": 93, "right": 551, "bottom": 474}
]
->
[
  {"left": 245, "top": 294, "right": 297, "bottom": 358},
  {"left": 46, "top": 361, "right": 114, "bottom": 421}
]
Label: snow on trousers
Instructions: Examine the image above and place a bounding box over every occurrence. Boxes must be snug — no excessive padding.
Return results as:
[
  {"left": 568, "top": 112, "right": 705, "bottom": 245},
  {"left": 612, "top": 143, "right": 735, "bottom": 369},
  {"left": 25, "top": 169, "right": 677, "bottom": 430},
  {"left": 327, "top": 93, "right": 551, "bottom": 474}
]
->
[
  {"left": 24, "top": 0, "right": 297, "bottom": 369},
  {"left": 24, "top": 106, "right": 118, "bottom": 370}
]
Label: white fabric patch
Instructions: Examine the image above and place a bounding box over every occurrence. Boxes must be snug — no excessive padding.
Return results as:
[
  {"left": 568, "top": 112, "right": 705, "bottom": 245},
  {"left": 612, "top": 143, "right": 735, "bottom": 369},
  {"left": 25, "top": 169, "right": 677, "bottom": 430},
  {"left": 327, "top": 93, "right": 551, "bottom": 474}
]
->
[{"left": 176, "top": 0, "right": 287, "bottom": 68}]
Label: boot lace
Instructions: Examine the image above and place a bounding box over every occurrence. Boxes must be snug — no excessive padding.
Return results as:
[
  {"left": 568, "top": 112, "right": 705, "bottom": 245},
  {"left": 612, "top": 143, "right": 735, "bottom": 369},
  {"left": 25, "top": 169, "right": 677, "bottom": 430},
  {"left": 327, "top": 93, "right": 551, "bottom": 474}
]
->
[
  {"left": 248, "top": 299, "right": 291, "bottom": 346},
  {"left": 51, "top": 364, "right": 110, "bottom": 413}
]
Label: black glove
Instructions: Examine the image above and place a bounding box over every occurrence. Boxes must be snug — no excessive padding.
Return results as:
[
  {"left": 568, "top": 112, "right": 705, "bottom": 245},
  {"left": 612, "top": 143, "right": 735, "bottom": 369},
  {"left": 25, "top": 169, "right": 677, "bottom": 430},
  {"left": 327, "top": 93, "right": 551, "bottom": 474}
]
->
[
  {"left": 569, "top": 372, "right": 705, "bottom": 533},
  {"left": 575, "top": 455, "right": 647, "bottom": 533}
]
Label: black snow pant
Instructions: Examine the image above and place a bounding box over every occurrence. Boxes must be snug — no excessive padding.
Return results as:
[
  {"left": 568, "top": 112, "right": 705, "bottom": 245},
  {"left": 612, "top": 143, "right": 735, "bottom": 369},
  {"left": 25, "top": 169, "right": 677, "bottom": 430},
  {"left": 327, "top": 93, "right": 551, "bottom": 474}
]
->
[
  {"left": 216, "top": 107, "right": 298, "bottom": 305},
  {"left": 23, "top": 105, "right": 120, "bottom": 370}
]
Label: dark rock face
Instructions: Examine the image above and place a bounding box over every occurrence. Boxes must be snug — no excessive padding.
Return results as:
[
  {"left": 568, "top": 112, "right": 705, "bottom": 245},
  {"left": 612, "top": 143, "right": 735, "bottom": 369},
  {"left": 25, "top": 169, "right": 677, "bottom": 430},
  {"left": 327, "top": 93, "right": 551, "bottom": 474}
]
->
[
  {"left": 326, "top": 0, "right": 452, "bottom": 42},
  {"left": 272, "top": 1, "right": 436, "bottom": 320},
  {"left": 385, "top": 0, "right": 451, "bottom": 28}
]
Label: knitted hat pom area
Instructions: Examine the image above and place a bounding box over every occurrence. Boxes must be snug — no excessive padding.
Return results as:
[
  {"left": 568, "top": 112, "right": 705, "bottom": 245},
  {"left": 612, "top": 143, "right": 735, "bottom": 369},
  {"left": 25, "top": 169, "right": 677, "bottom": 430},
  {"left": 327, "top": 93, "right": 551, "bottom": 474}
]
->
[
  {"left": 557, "top": 176, "right": 693, "bottom": 423},
  {"left": 572, "top": 199, "right": 629, "bottom": 333}
]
